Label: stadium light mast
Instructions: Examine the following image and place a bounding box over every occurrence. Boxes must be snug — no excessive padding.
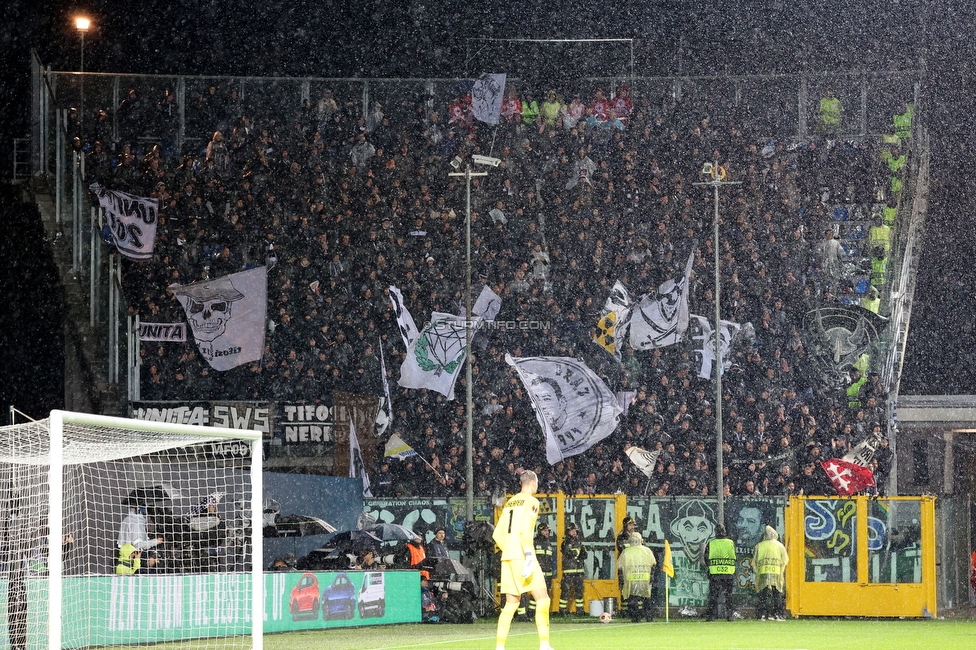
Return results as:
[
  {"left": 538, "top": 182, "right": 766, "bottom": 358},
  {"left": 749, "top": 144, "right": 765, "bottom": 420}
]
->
[
  {"left": 693, "top": 161, "right": 740, "bottom": 528},
  {"left": 449, "top": 156, "right": 494, "bottom": 522},
  {"left": 75, "top": 16, "right": 91, "bottom": 140}
]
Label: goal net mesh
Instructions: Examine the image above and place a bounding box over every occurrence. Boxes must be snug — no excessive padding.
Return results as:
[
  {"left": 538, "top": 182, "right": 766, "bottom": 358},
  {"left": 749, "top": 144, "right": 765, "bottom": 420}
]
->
[{"left": 0, "top": 415, "right": 258, "bottom": 649}]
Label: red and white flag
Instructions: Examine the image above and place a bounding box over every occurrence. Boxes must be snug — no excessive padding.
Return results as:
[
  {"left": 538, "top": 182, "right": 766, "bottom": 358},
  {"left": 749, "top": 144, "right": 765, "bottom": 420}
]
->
[{"left": 820, "top": 458, "right": 876, "bottom": 496}]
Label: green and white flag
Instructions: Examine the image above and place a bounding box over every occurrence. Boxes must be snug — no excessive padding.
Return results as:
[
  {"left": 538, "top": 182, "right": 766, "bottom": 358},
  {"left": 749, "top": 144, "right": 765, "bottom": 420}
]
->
[{"left": 398, "top": 312, "right": 479, "bottom": 401}]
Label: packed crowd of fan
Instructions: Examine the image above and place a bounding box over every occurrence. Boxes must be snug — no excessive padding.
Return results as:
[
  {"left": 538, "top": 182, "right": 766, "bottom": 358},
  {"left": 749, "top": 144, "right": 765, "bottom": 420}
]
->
[{"left": 77, "top": 82, "right": 902, "bottom": 499}]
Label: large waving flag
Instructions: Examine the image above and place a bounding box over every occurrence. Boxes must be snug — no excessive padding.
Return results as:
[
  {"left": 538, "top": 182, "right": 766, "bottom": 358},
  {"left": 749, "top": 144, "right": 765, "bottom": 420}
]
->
[
  {"left": 399, "top": 312, "right": 478, "bottom": 400},
  {"left": 91, "top": 184, "right": 160, "bottom": 260},
  {"left": 689, "top": 315, "right": 741, "bottom": 379},
  {"left": 471, "top": 73, "right": 506, "bottom": 124},
  {"left": 629, "top": 247, "right": 696, "bottom": 350},
  {"left": 170, "top": 266, "right": 267, "bottom": 371},
  {"left": 506, "top": 354, "right": 623, "bottom": 464},
  {"left": 820, "top": 458, "right": 876, "bottom": 496},
  {"left": 843, "top": 431, "right": 883, "bottom": 467},
  {"left": 385, "top": 434, "right": 418, "bottom": 460},
  {"left": 389, "top": 285, "right": 419, "bottom": 349}
]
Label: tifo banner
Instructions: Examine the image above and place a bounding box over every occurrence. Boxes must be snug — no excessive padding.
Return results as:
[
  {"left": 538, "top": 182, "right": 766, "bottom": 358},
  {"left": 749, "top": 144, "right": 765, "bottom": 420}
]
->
[
  {"left": 34, "top": 571, "right": 420, "bottom": 647},
  {"left": 399, "top": 312, "right": 477, "bottom": 400},
  {"left": 131, "top": 401, "right": 272, "bottom": 438},
  {"left": 364, "top": 497, "right": 494, "bottom": 545},
  {"left": 277, "top": 401, "right": 337, "bottom": 444},
  {"left": 506, "top": 354, "right": 623, "bottom": 464},
  {"left": 471, "top": 73, "right": 506, "bottom": 124},
  {"left": 138, "top": 322, "right": 187, "bottom": 342},
  {"left": 624, "top": 496, "right": 786, "bottom": 607},
  {"left": 90, "top": 184, "right": 160, "bottom": 260},
  {"left": 170, "top": 267, "right": 268, "bottom": 371}
]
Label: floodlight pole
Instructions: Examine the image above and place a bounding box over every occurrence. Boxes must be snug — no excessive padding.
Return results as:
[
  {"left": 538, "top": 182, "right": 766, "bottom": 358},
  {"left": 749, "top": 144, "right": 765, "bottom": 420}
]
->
[
  {"left": 693, "top": 161, "right": 740, "bottom": 528},
  {"left": 449, "top": 165, "right": 488, "bottom": 523},
  {"left": 76, "top": 18, "right": 91, "bottom": 142}
]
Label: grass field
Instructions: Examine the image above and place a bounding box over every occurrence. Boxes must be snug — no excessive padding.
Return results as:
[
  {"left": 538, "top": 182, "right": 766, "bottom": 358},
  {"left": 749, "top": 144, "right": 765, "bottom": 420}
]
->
[{"left": 243, "top": 617, "right": 976, "bottom": 650}]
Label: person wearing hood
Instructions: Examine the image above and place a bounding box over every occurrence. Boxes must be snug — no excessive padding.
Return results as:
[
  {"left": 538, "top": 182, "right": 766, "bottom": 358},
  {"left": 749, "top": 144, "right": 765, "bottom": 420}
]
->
[
  {"left": 752, "top": 525, "right": 789, "bottom": 620},
  {"left": 116, "top": 543, "right": 142, "bottom": 575},
  {"left": 618, "top": 533, "right": 656, "bottom": 622}
]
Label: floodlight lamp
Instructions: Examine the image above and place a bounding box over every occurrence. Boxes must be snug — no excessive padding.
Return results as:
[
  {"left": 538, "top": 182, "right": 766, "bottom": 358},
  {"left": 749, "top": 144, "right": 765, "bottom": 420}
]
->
[
  {"left": 472, "top": 154, "right": 501, "bottom": 167},
  {"left": 450, "top": 156, "right": 463, "bottom": 170},
  {"left": 701, "top": 162, "right": 713, "bottom": 176},
  {"left": 76, "top": 17, "right": 91, "bottom": 32}
]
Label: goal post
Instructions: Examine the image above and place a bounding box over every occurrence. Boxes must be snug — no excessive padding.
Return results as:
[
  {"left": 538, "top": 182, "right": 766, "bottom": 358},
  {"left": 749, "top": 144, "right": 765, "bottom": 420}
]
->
[{"left": 0, "top": 409, "right": 263, "bottom": 650}]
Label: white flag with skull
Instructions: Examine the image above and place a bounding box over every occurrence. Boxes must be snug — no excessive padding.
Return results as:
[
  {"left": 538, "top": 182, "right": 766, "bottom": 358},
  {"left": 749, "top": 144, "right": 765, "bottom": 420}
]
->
[
  {"left": 170, "top": 266, "right": 267, "bottom": 371},
  {"left": 629, "top": 247, "right": 696, "bottom": 350},
  {"left": 398, "top": 312, "right": 479, "bottom": 401},
  {"left": 689, "top": 314, "right": 742, "bottom": 379},
  {"left": 506, "top": 354, "right": 623, "bottom": 464}
]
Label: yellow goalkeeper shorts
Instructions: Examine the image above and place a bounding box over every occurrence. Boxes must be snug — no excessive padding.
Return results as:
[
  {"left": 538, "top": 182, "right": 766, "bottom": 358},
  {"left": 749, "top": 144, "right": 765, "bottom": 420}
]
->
[{"left": 499, "top": 558, "right": 547, "bottom": 596}]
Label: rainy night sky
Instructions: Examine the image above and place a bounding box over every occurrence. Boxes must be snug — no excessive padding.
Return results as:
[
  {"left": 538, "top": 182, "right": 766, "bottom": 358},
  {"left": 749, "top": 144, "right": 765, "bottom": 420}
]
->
[{"left": 1, "top": 0, "right": 975, "bottom": 417}]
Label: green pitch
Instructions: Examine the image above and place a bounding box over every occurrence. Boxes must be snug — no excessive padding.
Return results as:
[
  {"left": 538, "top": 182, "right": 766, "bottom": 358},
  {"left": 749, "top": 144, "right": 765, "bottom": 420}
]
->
[{"left": 251, "top": 618, "right": 976, "bottom": 650}]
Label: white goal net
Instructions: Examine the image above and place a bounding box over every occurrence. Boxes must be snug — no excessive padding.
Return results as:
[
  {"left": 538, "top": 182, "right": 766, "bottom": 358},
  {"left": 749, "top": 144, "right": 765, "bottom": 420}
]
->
[{"left": 0, "top": 410, "right": 263, "bottom": 650}]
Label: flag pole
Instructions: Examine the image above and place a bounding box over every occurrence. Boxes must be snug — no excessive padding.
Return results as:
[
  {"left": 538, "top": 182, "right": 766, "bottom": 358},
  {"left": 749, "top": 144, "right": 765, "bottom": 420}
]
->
[{"left": 665, "top": 574, "right": 670, "bottom": 623}]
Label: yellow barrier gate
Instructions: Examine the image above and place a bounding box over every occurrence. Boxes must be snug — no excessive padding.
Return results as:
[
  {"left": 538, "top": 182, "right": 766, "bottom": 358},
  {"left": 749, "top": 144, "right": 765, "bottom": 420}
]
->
[
  {"left": 494, "top": 493, "right": 626, "bottom": 613},
  {"left": 785, "top": 495, "right": 936, "bottom": 618}
]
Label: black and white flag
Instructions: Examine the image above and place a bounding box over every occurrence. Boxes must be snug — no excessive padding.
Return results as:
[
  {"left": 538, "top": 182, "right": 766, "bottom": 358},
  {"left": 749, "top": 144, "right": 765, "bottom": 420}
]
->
[
  {"left": 170, "top": 267, "right": 267, "bottom": 371},
  {"left": 629, "top": 248, "right": 696, "bottom": 350},
  {"left": 399, "top": 312, "right": 478, "bottom": 400},
  {"left": 626, "top": 446, "right": 663, "bottom": 479},
  {"left": 471, "top": 73, "right": 506, "bottom": 125},
  {"left": 349, "top": 421, "right": 373, "bottom": 498},
  {"left": 389, "top": 285, "right": 419, "bottom": 349},
  {"left": 506, "top": 354, "right": 623, "bottom": 464},
  {"left": 844, "top": 431, "right": 884, "bottom": 467},
  {"left": 689, "top": 315, "right": 742, "bottom": 379},
  {"left": 90, "top": 184, "right": 160, "bottom": 260}
]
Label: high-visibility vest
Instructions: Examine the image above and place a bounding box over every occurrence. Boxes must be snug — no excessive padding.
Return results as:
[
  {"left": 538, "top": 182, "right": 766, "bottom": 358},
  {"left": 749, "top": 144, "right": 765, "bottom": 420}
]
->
[
  {"left": 868, "top": 224, "right": 892, "bottom": 253},
  {"left": 522, "top": 100, "right": 540, "bottom": 124},
  {"left": 707, "top": 538, "right": 736, "bottom": 575},
  {"left": 862, "top": 295, "right": 881, "bottom": 314},
  {"left": 871, "top": 256, "right": 888, "bottom": 287},
  {"left": 882, "top": 206, "right": 898, "bottom": 226},
  {"left": 820, "top": 97, "right": 841, "bottom": 126},
  {"left": 893, "top": 105, "right": 914, "bottom": 139}
]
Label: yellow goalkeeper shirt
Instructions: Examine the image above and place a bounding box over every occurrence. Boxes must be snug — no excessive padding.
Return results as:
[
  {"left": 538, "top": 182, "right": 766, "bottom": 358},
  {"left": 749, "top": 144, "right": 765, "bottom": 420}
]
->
[{"left": 493, "top": 493, "right": 540, "bottom": 561}]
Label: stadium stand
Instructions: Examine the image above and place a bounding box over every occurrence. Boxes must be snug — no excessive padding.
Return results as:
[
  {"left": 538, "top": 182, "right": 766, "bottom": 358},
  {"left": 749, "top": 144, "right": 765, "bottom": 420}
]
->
[{"left": 75, "top": 80, "right": 908, "bottom": 500}]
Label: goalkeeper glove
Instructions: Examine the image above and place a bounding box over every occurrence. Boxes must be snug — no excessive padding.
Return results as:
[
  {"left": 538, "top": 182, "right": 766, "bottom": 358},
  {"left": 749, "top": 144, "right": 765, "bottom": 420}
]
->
[{"left": 522, "top": 552, "right": 534, "bottom": 578}]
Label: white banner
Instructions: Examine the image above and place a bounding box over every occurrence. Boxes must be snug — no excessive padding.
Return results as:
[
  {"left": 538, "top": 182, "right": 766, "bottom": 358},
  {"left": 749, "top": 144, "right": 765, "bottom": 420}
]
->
[
  {"left": 471, "top": 73, "right": 506, "bottom": 125},
  {"left": 506, "top": 354, "right": 623, "bottom": 464},
  {"left": 689, "top": 315, "right": 742, "bottom": 379},
  {"left": 349, "top": 421, "right": 373, "bottom": 498},
  {"left": 170, "top": 267, "right": 267, "bottom": 371},
  {"left": 398, "top": 312, "right": 478, "bottom": 401},
  {"left": 389, "top": 285, "right": 419, "bottom": 349},
  {"left": 630, "top": 248, "right": 695, "bottom": 350},
  {"left": 138, "top": 322, "right": 187, "bottom": 342},
  {"left": 91, "top": 184, "right": 160, "bottom": 260},
  {"left": 472, "top": 284, "right": 502, "bottom": 322}
]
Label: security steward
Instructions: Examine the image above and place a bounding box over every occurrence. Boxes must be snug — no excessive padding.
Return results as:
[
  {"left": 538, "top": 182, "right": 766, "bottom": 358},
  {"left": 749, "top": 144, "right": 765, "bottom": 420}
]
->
[
  {"left": 559, "top": 523, "right": 587, "bottom": 615},
  {"left": 706, "top": 524, "right": 737, "bottom": 621},
  {"left": 524, "top": 522, "right": 554, "bottom": 620}
]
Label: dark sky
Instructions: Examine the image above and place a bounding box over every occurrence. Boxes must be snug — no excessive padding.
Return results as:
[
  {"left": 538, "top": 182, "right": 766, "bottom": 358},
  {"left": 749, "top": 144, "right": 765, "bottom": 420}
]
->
[{"left": 0, "top": 0, "right": 973, "bottom": 417}]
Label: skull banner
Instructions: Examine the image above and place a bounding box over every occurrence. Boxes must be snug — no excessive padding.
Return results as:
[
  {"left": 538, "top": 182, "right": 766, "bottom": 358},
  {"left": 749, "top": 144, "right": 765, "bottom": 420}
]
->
[{"left": 171, "top": 266, "right": 267, "bottom": 371}]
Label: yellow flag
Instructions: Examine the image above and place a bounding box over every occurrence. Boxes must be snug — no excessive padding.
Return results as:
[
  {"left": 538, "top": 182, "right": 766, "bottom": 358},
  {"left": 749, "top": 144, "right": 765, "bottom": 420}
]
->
[
  {"left": 662, "top": 539, "right": 674, "bottom": 578},
  {"left": 594, "top": 311, "right": 618, "bottom": 357}
]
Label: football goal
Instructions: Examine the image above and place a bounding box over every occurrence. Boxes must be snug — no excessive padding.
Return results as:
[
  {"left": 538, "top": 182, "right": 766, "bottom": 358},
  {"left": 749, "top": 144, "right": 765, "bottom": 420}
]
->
[{"left": 0, "top": 410, "right": 263, "bottom": 649}]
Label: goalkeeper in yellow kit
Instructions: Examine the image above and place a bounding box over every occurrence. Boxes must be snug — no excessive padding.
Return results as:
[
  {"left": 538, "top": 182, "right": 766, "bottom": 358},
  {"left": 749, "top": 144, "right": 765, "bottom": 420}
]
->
[{"left": 492, "top": 470, "right": 553, "bottom": 650}]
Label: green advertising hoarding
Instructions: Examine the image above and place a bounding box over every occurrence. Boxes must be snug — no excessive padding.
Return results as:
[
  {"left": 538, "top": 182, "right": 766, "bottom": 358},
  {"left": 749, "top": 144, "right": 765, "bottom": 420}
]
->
[{"left": 0, "top": 571, "right": 420, "bottom": 648}]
